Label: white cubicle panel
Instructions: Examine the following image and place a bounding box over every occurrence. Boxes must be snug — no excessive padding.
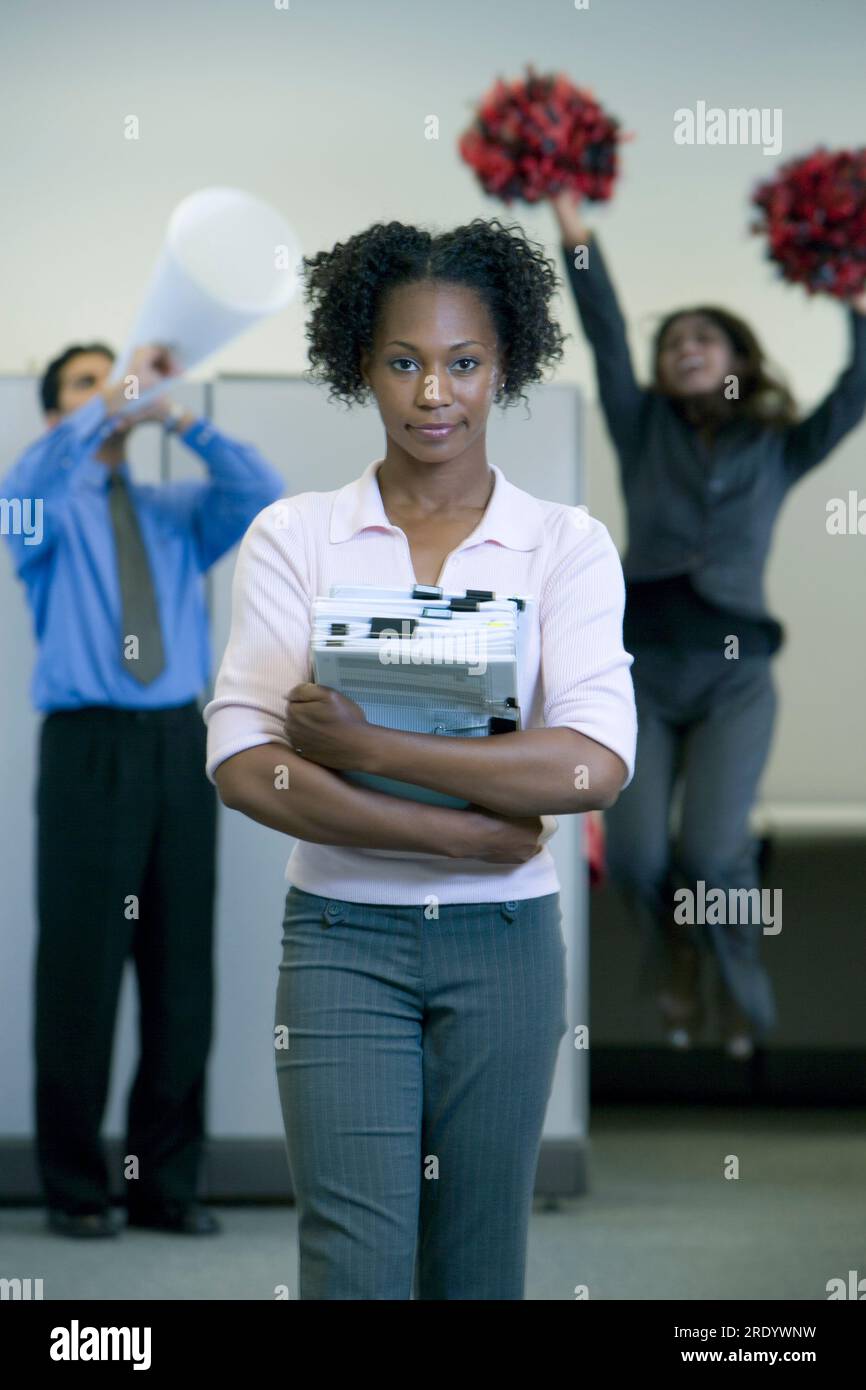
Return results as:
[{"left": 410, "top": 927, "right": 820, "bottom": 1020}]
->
[
  {"left": 206, "top": 377, "right": 587, "bottom": 1144},
  {"left": 0, "top": 372, "right": 587, "bottom": 1167}
]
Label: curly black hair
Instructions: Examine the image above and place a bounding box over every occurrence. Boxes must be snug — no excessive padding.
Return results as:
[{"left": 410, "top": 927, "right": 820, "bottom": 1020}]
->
[{"left": 301, "top": 217, "right": 568, "bottom": 410}]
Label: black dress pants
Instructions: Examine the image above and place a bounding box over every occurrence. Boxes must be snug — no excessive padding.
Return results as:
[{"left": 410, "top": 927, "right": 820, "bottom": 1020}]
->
[{"left": 34, "top": 702, "right": 217, "bottom": 1215}]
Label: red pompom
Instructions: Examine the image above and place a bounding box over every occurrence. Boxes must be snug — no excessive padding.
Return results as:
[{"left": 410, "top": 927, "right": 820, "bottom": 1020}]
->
[
  {"left": 458, "top": 66, "right": 625, "bottom": 206},
  {"left": 751, "top": 148, "right": 866, "bottom": 298}
]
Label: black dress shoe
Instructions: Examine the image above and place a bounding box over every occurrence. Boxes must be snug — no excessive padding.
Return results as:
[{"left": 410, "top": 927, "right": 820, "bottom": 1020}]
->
[
  {"left": 126, "top": 1201, "right": 221, "bottom": 1234},
  {"left": 47, "top": 1208, "right": 121, "bottom": 1238}
]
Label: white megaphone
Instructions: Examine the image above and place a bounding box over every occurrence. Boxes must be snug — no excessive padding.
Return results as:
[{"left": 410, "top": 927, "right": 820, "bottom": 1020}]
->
[{"left": 109, "top": 186, "right": 301, "bottom": 410}]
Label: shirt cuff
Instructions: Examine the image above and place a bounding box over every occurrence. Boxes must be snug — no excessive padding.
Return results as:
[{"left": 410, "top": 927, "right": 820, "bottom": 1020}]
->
[
  {"left": 205, "top": 730, "right": 292, "bottom": 786},
  {"left": 556, "top": 719, "right": 637, "bottom": 793},
  {"left": 178, "top": 417, "right": 212, "bottom": 448}
]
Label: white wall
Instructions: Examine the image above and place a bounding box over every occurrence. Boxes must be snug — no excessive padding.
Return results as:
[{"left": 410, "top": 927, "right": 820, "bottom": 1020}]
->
[
  {"left": 2, "top": 0, "right": 865, "bottom": 398},
  {"left": 1, "top": 0, "right": 863, "bottom": 818}
]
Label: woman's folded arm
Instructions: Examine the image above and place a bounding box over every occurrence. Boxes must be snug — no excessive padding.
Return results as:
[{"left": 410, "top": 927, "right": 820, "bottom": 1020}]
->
[
  {"left": 350, "top": 723, "right": 626, "bottom": 817},
  {"left": 213, "top": 740, "right": 547, "bottom": 864}
]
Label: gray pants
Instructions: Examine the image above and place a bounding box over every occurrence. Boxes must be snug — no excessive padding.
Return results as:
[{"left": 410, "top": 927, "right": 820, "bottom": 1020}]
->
[
  {"left": 604, "top": 646, "right": 778, "bottom": 1040},
  {"left": 274, "top": 887, "right": 567, "bottom": 1299}
]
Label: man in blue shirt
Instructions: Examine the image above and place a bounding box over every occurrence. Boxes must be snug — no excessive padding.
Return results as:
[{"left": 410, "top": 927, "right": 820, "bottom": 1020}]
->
[{"left": 2, "top": 341, "right": 284, "bottom": 1238}]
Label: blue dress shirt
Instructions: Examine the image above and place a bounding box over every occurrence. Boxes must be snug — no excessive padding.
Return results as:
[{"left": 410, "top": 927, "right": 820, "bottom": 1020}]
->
[{"left": 1, "top": 393, "right": 285, "bottom": 712}]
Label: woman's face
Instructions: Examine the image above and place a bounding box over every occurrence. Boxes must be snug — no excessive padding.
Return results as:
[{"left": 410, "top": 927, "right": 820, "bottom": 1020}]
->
[
  {"left": 361, "top": 279, "right": 504, "bottom": 464},
  {"left": 656, "top": 313, "right": 739, "bottom": 398}
]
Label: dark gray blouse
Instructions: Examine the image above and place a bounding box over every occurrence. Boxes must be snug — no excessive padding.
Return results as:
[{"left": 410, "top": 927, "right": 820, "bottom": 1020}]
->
[{"left": 561, "top": 236, "right": 866, "bottom": 650}]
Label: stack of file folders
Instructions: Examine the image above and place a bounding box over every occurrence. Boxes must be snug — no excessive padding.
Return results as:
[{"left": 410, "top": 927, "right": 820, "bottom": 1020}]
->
[{"left": 310, "top": 583, "right": 531, "bottom": 808}]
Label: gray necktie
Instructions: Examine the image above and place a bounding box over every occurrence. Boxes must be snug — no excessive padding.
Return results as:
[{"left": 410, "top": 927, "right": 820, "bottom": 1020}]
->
[{"left": 107, "top": 471, "right": 166, "bottom": 684}]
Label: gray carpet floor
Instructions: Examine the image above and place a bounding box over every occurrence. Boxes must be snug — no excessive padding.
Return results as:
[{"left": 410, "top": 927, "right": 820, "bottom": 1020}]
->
[{"left": 2, "top": 1107, "right": 862, "bottom": 1300}]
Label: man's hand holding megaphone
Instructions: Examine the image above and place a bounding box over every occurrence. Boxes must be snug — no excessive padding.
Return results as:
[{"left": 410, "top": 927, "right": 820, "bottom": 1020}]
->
[{"left": 100, "top": 343, "right": 192, "bottom": 436}]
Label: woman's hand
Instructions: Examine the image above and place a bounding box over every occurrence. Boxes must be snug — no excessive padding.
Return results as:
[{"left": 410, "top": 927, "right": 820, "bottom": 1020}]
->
[
  {"left": 549, "top": 188, "right": 591, "bottom": 248},
  {"left": 848, "top": 288, "right": 866, "bottom": 316},
  {"left": 461, "top": 806, "right": 546, "bottom": 863},
  {"left": 285, "top": 682, "right": 375, "bottom": 770}
]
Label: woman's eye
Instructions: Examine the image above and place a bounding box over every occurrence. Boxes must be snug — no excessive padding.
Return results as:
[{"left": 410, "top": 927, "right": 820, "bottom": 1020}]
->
[{"left": 388, "top": 356, "right": 479, "bottom": 372}]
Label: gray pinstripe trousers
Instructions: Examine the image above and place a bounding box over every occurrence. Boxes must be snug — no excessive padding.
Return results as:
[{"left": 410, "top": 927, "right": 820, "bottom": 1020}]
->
[{"left": 275, "top": 886, "right": 568, "bottom": 1300}]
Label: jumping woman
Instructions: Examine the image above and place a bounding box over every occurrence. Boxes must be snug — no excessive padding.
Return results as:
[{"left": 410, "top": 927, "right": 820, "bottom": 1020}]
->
[
  {"left": 550, "top": 190, "right": 866, "bottom": 1059},
  {"left": 203, "top": 217, "right": 637, "bottom": 1300}
]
